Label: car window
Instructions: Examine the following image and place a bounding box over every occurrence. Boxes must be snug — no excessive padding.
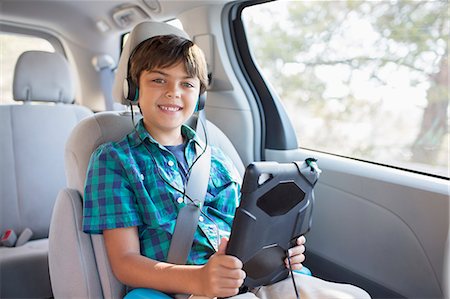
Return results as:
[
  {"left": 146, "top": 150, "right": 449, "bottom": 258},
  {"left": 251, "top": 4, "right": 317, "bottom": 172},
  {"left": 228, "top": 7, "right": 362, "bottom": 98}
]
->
[
  {"left": 0, "top": 33, "right": 55, "bottom": 104},
  {"left": 242, "top": 0, "right": 449, "bottom": 178}
]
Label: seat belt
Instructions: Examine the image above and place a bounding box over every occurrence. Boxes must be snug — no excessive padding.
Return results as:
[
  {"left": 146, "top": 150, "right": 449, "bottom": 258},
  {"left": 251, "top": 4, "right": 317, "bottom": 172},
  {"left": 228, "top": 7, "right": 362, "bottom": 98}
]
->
[
  {"left": 167, "top": 109, "right": 211, "bottom": 265},
  {"left": 92, "top": 54, "right": 115, "bottom": 111}
]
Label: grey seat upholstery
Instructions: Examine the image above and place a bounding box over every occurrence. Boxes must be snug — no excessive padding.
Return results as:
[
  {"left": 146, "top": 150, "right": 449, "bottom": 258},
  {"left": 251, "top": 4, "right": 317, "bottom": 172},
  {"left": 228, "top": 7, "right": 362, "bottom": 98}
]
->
[
  {"left": 0, "top": 51, "right": 92, "bottom": 298},
  {"left": 48, "top": 21, "right": 245, "bottom": 298}
]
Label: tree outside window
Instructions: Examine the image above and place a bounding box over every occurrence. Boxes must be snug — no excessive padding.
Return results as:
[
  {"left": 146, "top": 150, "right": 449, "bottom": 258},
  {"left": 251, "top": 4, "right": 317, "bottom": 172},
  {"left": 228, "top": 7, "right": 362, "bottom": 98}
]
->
[{"left": 243, "top": 0, "right": 449, "bottom": 177}]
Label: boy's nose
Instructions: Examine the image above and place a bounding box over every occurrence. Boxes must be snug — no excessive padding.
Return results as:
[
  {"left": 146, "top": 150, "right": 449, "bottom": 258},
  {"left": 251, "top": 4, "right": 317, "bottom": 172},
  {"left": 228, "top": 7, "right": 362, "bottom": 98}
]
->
[
  {"left": 166, "top": 92, "right": 179, "bottom": 99},
  {"left": 165, "top": 83, "right": 181, "bottom": 99}
]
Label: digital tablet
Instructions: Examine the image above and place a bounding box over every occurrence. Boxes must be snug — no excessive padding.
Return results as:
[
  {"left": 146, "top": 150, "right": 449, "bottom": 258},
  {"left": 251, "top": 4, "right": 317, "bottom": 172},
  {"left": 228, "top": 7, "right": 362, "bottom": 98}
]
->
[{"left": 225, "top": 159, "right": 321, "bottom": 290}]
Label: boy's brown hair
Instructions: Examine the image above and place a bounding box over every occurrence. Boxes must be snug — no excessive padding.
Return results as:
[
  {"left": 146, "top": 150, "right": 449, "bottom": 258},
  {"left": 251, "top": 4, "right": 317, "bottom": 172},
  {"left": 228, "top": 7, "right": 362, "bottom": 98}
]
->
[{"left": 129, "top": 34, "right": 208, "bottom": 95}]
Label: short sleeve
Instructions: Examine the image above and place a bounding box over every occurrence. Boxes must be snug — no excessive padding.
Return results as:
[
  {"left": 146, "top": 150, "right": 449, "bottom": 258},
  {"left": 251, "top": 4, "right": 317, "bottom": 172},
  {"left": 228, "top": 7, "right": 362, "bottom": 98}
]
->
[
  {"left": 82, "top": 143, "right": 142, "bottom": 234},
  {"left": 208, "top": 146, "right": 241, "bottom": 227}
]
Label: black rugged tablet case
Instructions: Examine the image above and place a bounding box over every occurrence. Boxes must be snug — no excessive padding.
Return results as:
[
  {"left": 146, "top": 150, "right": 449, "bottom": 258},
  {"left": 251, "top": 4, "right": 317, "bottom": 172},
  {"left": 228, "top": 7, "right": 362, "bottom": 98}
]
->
[{"left": 226, "top": 159, "right": 321, "bottom": 290}]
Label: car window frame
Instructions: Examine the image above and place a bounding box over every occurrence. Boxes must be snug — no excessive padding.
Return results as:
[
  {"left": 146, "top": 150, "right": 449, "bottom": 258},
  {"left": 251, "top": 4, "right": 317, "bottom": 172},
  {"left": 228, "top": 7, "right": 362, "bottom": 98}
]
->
[
  {"left": 227, "top": 0, "right": 449, "bottom": 180},
  {"left": 227, "top": 0, "right": 298, "bottom": 153}
]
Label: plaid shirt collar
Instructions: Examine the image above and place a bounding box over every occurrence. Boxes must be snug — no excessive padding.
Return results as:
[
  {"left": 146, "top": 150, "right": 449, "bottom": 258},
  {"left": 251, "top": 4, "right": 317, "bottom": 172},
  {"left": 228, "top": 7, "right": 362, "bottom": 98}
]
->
[{"left": 129, "top": 119, "right": 206, "bottom": 150}]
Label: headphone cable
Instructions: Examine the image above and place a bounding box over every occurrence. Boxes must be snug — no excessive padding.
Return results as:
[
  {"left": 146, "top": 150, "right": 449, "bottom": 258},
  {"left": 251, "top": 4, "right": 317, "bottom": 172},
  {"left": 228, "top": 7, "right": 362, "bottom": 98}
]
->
[
  {"left": 130, "top": 110, "right": 222, "bottom": 250},
  {"left": 287, "top": 253, "right": 300, "bottom": 299}
]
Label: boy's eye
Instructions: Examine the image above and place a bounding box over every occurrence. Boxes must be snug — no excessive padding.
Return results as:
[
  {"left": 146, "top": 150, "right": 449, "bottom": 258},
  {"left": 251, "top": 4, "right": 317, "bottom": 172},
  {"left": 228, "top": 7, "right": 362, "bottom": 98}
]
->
[
  {"left": 182, "top": 82, "right": 194, "bottom": 88},
  {"left": 153, "top": 79, "right": 165, "bottom": 84}
]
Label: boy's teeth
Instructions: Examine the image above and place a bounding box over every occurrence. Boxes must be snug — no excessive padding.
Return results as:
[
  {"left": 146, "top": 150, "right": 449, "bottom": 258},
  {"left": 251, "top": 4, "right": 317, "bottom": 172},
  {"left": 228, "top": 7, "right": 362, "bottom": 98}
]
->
[{"left": 160, "top": 106, "right": 180, "bottom": 111}]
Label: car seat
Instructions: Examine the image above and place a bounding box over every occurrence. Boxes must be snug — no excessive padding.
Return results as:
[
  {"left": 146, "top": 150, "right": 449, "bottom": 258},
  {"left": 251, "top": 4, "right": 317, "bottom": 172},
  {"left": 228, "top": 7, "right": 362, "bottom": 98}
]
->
[
  {"left": 48, "top": 21, "right": 245, "bottom": 298},
  {"left": 0, "top": 50, "right": 92, "bottom": 298}
]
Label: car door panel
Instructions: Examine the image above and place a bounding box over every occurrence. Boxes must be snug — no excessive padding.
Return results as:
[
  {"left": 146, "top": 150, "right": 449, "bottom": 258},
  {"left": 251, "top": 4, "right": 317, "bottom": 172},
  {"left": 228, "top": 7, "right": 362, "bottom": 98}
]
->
[{"left": 265, "top": 148, "right": 449, "bottom": 298}]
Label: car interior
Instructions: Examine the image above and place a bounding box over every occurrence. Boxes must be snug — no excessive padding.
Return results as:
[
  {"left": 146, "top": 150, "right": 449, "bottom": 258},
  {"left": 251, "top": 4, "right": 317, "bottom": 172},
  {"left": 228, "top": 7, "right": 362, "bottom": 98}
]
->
[{"left": 0, "top": 0, "right": 448, "bottom": 299}]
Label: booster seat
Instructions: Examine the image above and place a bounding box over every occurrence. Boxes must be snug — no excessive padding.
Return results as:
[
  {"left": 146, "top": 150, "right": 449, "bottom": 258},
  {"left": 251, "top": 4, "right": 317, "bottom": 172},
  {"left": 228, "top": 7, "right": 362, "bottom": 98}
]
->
[{"left": 48, "top": 21, "right": 244, "bottom": 298}]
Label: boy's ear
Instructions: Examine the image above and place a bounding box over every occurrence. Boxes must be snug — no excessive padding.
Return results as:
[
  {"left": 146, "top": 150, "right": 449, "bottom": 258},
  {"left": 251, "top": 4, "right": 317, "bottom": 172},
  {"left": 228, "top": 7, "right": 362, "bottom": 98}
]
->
[
  {"left": 196, "top": 92, "right": 206, "bottom": 112},
  {"left": 123, "top": 78, "right": 139, "bottom": 103}
]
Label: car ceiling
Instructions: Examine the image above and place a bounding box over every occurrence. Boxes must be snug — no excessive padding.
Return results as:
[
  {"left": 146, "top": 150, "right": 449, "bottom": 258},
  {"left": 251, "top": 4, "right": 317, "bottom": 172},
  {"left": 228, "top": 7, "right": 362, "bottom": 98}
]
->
[
  {"left": 0, "top": 0, "right": 231, "bottom": 49},
  {"left": 1, "top": 0, "right": 236, "bottom": 111}
]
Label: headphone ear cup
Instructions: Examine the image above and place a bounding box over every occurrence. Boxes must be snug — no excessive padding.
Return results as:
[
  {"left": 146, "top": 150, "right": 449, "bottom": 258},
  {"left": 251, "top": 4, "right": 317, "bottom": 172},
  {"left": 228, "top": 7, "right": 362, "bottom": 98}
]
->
[
  {"left": 123, "top": 78, "right": 139, "bottom": 103},
  {"left": 196, "top": 92, "right": 206, "bottom": 111}
]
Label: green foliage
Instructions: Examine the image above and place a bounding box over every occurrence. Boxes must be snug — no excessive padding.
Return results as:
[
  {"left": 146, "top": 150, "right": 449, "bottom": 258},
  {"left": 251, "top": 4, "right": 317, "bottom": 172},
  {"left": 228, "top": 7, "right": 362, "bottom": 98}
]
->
[{"left": 243, "top": 0, "right": 449, "bottom": 175}]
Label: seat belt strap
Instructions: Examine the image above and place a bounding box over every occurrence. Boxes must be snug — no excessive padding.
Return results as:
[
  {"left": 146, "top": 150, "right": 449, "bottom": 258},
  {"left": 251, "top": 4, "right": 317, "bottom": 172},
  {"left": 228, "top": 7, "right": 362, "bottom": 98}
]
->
[
  {"left": 92, "top": 54, "right": 115, "bottom": 111},
  {"left": 99, "top": 67, "right": 115, "bottom": 111},
  {"left": 167, "top": 109, "right": 211, "bottom": 265}
]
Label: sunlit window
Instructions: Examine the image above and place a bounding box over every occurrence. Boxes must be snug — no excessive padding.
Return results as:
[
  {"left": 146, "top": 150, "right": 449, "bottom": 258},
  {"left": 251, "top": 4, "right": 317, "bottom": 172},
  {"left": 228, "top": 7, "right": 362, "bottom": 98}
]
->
[
  {"left": 0, "top": 33, "right": 54, "bottom": 104},
  {"left": 243, "top": 0, "right": 449, "bottom": 178}
]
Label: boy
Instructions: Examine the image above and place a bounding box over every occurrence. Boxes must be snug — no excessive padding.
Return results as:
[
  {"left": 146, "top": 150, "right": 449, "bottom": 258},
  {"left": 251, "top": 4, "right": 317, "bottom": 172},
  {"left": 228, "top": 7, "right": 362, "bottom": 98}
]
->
[{"left": 83, "top": 25, "right": 369, "bottom": 299}]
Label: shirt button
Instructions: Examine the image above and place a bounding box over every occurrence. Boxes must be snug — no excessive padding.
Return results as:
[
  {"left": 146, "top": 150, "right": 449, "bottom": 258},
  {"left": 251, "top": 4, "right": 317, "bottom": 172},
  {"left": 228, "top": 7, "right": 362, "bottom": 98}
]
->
[
  {"left": 167, "top": 160, "right": 175, "bottom": 167},
  {"left": 199, "top": 216, "right": 204, "bottom": 222},
  {"left": 177, "top": 197, "right": 183, "bottom": 204}
]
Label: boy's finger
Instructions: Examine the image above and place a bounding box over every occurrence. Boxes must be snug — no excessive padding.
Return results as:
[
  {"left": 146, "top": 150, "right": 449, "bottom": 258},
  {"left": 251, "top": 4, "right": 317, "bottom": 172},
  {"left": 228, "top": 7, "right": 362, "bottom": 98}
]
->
[
  {"left": 286, "top": 253, "right": 305, "bottom": 264},
  {"left": 297, "top": 235, "right": 306, "bottom": 245},
  {"left": 220, "top": 255, "right": 243, "bottom": 269},
  {"left": 288, "top": 245, "right": 305, "bottom": 257},
  {"left": 217, "top": 237, "right": 229, "bottom": 254}
]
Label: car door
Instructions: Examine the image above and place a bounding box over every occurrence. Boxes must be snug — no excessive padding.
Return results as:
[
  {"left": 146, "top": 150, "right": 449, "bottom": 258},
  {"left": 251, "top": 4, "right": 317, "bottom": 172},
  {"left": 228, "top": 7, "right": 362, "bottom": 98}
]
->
[{"left": 225, "top": 1, "right": 449, "bottom": 298}]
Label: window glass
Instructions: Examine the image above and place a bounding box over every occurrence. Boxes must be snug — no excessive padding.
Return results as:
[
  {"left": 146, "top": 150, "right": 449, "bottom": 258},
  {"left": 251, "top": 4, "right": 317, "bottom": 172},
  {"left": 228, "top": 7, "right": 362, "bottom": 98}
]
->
[
  {"left": 0, "top": 33, "right": 54, "bottom": 104},
  {"left": 242, "top": 0, "right": 449, "bottom": 177}
]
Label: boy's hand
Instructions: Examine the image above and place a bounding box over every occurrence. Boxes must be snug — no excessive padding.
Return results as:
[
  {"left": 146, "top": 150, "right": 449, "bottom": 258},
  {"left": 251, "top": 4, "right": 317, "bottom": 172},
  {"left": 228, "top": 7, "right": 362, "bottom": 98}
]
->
[
  {"left": 285, "top": 235, "right": 306, "bottom": 270},
  {"left": 198, "top": 237, "right": 246, "bottom": 298}
]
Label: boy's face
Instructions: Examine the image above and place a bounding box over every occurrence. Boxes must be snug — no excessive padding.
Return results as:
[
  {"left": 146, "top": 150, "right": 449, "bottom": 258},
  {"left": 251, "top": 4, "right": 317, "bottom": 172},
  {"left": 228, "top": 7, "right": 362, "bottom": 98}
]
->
[{"left": 138, "top": 62, "right": 200, "bottom": 143}]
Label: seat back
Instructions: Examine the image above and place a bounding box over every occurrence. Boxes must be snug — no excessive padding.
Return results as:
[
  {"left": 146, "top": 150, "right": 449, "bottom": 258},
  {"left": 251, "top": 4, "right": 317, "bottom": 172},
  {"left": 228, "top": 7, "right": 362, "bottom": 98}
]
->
[
  {"left": 49, "top": 21, "right": 245, "bottom": 298},
  {"left": 49, "top": 112, "right": 244, "bottom": 298},
  {"left": 49, "top": 112, "right": 137, "bottom": 299},
  {"left": 0, "top": 50, "right": 92, "bottom": 298}
]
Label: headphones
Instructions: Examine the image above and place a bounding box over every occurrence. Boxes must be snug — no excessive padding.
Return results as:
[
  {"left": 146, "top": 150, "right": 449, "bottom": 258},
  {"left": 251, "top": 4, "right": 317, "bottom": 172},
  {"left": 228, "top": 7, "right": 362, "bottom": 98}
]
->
[
  {"left": 123, "top": 76, "right": 139, "bottom": 103},
  {"left": 196, "top": 92, "right": 206, "bottom": 111}
]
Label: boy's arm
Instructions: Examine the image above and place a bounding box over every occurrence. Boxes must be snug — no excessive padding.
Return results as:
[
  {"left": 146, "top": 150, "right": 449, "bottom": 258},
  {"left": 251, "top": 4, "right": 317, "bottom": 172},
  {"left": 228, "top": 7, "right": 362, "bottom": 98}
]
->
[{"left": 103, "top": 227, "right": 245, "bottom": 298}]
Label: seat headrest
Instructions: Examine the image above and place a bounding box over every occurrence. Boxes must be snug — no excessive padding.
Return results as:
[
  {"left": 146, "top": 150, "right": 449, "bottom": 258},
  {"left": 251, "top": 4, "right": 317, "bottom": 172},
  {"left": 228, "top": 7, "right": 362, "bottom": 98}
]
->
[
  {"left": 112, "top": 21, "right": 190, "bottom": 105},
  {"left": 13, "top": 51, "right": 75, "bottom": 103}
]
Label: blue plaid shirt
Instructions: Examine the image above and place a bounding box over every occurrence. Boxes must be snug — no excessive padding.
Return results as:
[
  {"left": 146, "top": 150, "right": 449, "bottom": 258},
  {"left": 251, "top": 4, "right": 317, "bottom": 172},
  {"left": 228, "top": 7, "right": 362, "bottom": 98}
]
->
[{"left": 83, "top": 119, "right": 241, "bottom": 265}]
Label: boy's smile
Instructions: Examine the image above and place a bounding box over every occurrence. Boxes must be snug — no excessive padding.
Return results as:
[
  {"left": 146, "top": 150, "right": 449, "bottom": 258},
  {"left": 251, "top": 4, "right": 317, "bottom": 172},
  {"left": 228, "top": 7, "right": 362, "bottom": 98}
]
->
[
  {"left": 138, "top": 62, "right": 200, "bottom": 145},
  {"left": 159, "top": 104, "right": 182, "bottom": 112}
]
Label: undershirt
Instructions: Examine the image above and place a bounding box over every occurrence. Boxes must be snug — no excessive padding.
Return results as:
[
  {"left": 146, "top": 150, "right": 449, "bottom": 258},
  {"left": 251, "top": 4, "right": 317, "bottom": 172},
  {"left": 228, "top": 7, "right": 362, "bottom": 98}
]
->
[{"left": 166, "top": 142, "right": 189, "bottom": 184}]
